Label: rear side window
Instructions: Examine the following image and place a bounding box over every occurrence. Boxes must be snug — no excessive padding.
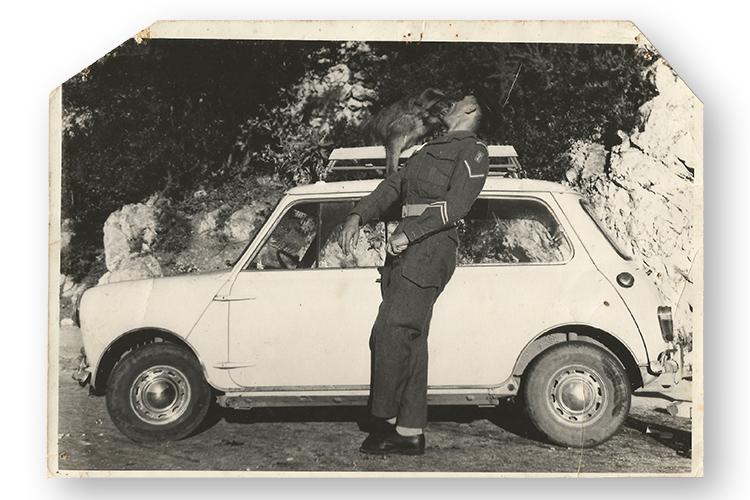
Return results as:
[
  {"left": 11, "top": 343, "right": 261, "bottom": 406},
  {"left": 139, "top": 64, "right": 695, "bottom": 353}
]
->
[
  {"left": 457, "top": 198, "right": 573, "bottom": 265},
  {"left": 579, "top": 199, "right": 633, "bottom": 261}
]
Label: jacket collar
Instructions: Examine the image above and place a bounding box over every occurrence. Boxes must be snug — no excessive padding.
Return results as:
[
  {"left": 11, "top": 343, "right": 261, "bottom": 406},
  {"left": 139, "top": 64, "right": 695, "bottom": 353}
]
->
[{"left": 429, "top": 130, "right": 477, "bottom": 145}]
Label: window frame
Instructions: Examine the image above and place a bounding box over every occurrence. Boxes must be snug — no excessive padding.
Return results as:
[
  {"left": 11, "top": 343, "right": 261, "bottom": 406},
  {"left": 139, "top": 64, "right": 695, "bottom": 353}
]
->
[
  {"left": 229, "top": 197, "right": 284, "bottom": 268},
  {"left": 579, "top": 199, "right": 634, "bottom": 261},
  {"left": 455, "top": 194, "right": 575, "bottom": 268}
]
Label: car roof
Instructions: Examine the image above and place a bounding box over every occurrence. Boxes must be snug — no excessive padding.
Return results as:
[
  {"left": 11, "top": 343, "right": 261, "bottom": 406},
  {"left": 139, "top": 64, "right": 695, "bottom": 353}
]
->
[{"left": 286, "top": 178, "right": 578, "bottom": 196}]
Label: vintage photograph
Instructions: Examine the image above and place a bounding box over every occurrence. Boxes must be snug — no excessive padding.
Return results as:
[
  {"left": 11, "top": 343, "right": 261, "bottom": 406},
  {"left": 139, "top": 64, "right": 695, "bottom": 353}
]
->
[{"left": 49, "top": 21, "right": 702, "bottom": 476}]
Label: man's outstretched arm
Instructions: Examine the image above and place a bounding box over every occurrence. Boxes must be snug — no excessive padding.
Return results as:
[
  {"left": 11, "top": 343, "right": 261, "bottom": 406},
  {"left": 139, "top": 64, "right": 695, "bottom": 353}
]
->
[{"left": 339, "top": 170, "right": 404, "bottom": 255}]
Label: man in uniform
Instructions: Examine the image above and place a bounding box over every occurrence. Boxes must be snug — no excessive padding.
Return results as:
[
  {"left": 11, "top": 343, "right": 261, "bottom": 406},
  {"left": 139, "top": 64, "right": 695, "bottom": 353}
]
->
[{"left": 338, "top": 94, "right": 491, "bottom": 455}]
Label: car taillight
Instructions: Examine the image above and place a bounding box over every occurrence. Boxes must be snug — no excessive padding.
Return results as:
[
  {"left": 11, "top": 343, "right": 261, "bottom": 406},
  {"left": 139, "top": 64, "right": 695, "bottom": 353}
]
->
[{"left": 657, "top": 306, "right": 674, "bottom": 342}]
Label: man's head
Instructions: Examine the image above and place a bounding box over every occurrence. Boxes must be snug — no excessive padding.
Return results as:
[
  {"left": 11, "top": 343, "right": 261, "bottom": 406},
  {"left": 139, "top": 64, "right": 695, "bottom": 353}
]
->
[{"left": 442, "top": 95, "right": 484, "bottom": 133}]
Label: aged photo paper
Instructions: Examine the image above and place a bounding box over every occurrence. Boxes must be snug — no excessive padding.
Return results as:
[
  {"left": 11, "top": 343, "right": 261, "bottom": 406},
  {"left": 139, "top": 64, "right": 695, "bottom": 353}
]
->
[{"left": 48, "top": 20, "right": 703, "bottom": 477}]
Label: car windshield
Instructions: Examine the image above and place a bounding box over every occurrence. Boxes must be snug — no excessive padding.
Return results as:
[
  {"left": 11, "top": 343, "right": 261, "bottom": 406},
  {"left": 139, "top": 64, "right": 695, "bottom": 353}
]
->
[
  {"left": 230, "top": 198, "right": 283, "bottom": 267},
  {"left": 579, "top": 199, "right": 633, "bottom": 261}
]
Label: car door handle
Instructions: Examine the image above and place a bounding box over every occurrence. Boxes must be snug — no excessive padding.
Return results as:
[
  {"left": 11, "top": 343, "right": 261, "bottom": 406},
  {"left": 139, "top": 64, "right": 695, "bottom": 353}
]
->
[{"left": 214, "top": 295, "right": 256, "bottom": 302}]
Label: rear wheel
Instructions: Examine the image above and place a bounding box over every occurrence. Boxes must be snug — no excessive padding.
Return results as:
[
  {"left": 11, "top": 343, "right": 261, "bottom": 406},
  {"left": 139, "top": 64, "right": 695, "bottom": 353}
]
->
[
  {"left": 521, "top": 342, "right": 631, "bottom": 448},
  {"left": 106, "top": 342, "right": 212, "bottom": 442}
]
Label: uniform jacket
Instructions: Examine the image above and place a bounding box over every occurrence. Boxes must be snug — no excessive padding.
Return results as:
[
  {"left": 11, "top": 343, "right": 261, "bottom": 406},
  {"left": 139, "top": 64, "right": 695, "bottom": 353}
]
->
[{"left": 351, "top": 130, "right": 490, "bottom": 287}]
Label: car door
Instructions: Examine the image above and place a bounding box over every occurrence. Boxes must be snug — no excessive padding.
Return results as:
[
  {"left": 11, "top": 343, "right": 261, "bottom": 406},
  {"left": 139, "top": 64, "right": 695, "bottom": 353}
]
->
[
  {"left": 226, "top": 199, "right": 387, "bottom": 389},
  {"left": 426, "top": 194, "right": 586, "bottom": 387}
]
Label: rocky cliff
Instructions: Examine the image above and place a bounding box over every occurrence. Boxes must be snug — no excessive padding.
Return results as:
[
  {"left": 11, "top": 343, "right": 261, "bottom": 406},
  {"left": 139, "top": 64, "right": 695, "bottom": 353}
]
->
[{"left": 565, "top": 59, "right": 702, "bottom": 347}]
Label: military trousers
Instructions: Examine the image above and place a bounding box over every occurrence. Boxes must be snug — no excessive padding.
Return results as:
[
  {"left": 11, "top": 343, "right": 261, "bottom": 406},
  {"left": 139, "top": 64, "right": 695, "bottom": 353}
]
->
[{"left": 368, "top": 240, "right": 455, "bottom": 429}]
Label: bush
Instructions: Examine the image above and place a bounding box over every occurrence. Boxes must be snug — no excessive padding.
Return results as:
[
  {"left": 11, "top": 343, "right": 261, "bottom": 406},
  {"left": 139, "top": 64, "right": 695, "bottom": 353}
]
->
[{"left": 152, "top": 203, "right": 192, "bottom": 266}]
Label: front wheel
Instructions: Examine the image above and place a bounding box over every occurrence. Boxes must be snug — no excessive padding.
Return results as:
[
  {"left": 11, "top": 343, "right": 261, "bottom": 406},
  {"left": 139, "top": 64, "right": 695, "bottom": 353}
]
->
[
  {"left": 106, "top": 342, "right": 212, "bottom": 442},
  {"left": 521, "top": 342, "right": 631, "bottom": 448}
]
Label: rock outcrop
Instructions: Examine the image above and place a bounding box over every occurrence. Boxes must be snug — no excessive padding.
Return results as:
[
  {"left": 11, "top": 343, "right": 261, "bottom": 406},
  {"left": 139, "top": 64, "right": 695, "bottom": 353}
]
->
[
  {"left": 59, "top": 273, "right": 86, "bottom": 322},
  {"left": 222, "top": 201, "right": 274, "bottom": 243},
  {"left": 190, "top": 208, "right": 221, "bottom": 236},
  {"left": 98, "top": 195, "right": 163, "bottom": 285},
  {"left": 566, "top": 59, "right": 702, "bottom": 344},
  {"left": 58, "top": 218, "right": 85, "bottom": 321},
  {"left": 91, "top": 176, "right": 286, "bottom": 286},
  {"left": 60, "top": 218, "right": 74, "bottom": 251},
  {"left": 290, "top": 52, "right": 377, "bottom": 132},
  {"left": 172, "top": 199, "right": 278, "bottom": 274}
]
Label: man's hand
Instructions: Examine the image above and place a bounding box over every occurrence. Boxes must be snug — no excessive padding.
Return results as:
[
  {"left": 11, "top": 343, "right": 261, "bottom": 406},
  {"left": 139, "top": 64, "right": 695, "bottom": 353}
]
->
[
  {"left": 387, "top": 231, "right": 410, "bottom": 256},
  {"left": 338, "top": 214, "right": 361, "bottom": 255}
]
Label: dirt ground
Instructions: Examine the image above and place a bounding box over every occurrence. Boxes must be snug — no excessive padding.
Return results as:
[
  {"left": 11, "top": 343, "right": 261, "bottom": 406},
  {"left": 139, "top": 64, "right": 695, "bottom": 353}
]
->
[{"left": 54, "top": 326, "right": 692, "bottom": 474}]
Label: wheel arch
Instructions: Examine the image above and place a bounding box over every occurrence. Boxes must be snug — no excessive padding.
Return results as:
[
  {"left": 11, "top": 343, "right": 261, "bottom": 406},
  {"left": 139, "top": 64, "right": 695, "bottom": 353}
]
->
[
  {"left": 512, "top": 324, "right": 644, "bottom": 390},
  {"left": 91, "top": 327, "right": 209, "bottom": 395}
]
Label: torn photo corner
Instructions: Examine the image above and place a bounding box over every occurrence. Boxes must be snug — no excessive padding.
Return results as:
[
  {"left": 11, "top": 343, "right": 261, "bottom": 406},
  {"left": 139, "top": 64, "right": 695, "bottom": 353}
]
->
[{"left": 48, "top": 20, "right": 703, "bottom": 477}]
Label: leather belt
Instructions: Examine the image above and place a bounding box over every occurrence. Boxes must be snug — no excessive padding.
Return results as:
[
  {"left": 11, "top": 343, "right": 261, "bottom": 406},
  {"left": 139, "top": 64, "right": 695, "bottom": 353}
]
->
[{"left": 401, "top": 204, "right": 429, "bottom": 218}]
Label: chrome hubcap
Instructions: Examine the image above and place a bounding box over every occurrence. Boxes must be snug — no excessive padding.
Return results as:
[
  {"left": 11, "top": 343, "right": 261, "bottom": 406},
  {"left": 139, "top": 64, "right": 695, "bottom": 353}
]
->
[
  {"left": 548, "top": 365, "right": 606, "bottom": 424},
  {"left": 130, "top": 365, "right": 191, "bottom": 425}
]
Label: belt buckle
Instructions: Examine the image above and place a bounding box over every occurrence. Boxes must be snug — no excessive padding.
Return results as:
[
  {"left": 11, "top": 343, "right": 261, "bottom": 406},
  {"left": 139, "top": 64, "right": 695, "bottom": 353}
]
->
[{"left": 401, "top": 205, "right": 408, "bottom": 218}]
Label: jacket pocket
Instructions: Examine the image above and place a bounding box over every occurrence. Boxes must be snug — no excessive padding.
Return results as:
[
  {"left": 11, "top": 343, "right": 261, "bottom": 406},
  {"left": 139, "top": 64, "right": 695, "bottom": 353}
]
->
[
  {"left": 400, "top": 236, "right": 455, "bottom": 288},
  {"left": 415, "top": 150, "right": 454, "bottom": 196}
]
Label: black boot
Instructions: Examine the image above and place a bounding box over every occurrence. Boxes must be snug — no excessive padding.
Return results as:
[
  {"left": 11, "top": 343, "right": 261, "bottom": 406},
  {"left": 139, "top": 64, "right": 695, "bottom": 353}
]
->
[
  {"left": 360, "top": 429, "right": 425, "bottom": 456},
  {"left": 361, "top": 415, "right": 396, "bottom": 436}
]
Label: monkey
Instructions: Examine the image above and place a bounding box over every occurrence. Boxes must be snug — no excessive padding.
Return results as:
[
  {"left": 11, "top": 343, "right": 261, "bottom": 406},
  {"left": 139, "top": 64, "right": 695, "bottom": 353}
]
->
[{"left": 364, "top": 88, "right": 450, "bottom": 176}]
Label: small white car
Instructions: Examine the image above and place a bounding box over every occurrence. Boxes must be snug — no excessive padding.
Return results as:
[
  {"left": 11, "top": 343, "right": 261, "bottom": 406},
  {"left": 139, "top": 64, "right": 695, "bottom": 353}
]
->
[{"left": 74, "top": 149, "right": 681, "bottom": 448}]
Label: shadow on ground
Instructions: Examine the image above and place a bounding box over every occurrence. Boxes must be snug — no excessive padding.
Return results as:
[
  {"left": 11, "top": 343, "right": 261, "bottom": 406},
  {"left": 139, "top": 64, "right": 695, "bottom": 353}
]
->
[
  {"left": 213, "top": 399, "right": 544, "bottom": 441},
  {"left": 625, "top": 416, "right": 692, "bottom": 458}
]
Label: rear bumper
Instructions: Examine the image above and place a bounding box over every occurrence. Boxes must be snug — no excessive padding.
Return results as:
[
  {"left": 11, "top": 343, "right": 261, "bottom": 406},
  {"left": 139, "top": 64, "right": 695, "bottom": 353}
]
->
[{"left": 641, "top": 342, "right": 683, "bottom": 388}]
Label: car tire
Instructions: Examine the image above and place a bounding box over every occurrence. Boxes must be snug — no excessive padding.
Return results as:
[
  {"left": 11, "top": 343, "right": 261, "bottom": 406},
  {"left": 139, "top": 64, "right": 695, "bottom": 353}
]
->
[
  {"left": 105, "top": 342, "right": 212, "bottom": 443},
  {"left": 521, "top": 341, "right": 631, "bottom": 448}
]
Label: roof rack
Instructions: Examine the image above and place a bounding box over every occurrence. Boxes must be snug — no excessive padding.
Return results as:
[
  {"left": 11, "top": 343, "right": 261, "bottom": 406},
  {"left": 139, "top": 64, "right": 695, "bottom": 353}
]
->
[{"left": 326, "top": 144, "right": 522, "bottom": 179}]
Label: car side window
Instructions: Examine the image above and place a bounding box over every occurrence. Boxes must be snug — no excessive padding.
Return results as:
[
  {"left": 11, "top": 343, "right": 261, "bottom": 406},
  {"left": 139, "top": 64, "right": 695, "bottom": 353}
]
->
[
  {"left": 457, "top": 197, "right": 572, "bottom": 265},
  {"left": 247, "top": 200, "right": 389, "bottom": 270},
  {"left": 248, "top": 203, "right": 319, "bottom": 270},
  {"left": 318, "top": 201, "right": 387, "bottom": 268}
]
